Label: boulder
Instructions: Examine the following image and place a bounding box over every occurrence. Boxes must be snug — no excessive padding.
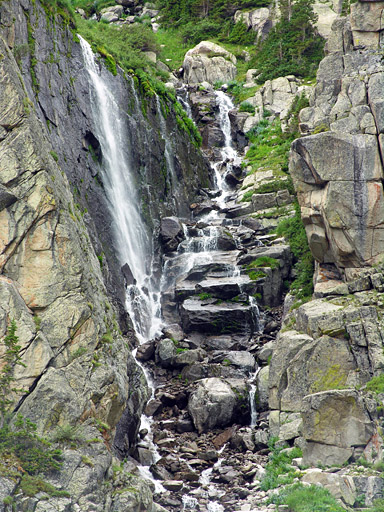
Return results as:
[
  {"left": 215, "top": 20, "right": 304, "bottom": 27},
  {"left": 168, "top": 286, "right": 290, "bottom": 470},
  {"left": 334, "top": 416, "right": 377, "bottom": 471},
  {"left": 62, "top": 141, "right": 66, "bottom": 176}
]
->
[
  {"left": 269, "top": 331, "right": 358, "bottom": 412},
  {"left": 255, "top": 365, "right": 269, "bottom": 411},
  {"left": 155, "top": 338, "right": 176, "bottom": 368},
  {"left": 301, "top": 390, "right": 374, "bottom": 466},
  {"left": 234, "top": 8, "right": 271, "bottom": 40},
  {"left": 180, "top": 298, "right": 256, "bottom": 335},
  {"left": 188, "top": 377, "right": 240, "bottom": 433},
  {"left": 160, "top": 216, "right": 185, "bottom": 253},
  {"left": 183, "top": 41, "right": 237, "bottom": 85},
  {"left": 301, "top": 469, "right": 356, "bottom": 507},
  {"left": 100, "top": 5, "right": 124, "bottom": 22}
]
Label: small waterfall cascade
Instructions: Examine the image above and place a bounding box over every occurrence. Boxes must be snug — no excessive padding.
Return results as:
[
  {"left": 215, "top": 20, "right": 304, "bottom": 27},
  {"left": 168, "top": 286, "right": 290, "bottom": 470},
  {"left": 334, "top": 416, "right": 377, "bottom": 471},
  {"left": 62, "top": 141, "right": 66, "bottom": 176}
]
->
[
  {"left": 212, "top": 90, "right": 242, "bottom": 208},
  {"left": 80, "top": 38, "right": 265, "bottom": 508},
  {"left": 80, "top": 36, "right": 162, "bottom": 344}
]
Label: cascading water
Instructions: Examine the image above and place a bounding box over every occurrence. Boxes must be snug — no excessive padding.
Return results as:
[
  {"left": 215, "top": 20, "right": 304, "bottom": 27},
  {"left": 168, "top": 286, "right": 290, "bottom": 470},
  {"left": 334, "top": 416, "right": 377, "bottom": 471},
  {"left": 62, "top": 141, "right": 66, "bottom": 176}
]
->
[
  {"left": 80, "top": 37, "right": 165, "bottom": 492},
  {"left": 212, "top": 90, "right": 241, "bottom": 208},
  {"left": 80, "top": 36, "right": 162, "bottom": 344},
  {"left": 80, "top": 40, "right": 263, "bottom": 507}
]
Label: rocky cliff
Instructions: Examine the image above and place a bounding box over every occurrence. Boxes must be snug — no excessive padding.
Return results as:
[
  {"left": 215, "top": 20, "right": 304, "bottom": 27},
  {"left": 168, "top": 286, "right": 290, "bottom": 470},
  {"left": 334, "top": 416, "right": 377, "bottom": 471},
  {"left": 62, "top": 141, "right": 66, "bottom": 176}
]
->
[
  {"left": 0, "top": 1, "right": 210, "bottom": 510},
  {"left": 271, "top": 3, "right": 384, "bottom": 478}
]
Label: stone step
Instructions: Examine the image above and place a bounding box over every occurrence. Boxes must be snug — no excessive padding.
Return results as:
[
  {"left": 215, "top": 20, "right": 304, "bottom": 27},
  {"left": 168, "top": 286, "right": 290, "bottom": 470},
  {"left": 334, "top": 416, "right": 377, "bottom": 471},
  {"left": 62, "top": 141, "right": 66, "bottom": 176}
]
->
[
  {"left": 180, "top": 298, "right": 256, "bottom": 335},
  {"left": 176, "top": 275, "right": 257, "bottom": 301}
]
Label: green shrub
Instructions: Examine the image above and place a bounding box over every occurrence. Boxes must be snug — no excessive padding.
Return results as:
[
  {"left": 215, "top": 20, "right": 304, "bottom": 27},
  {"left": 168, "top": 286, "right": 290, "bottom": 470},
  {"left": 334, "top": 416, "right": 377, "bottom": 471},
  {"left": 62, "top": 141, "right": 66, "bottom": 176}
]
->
[
  {"left": 261, "top": 438, "right": 302, "bottom": 491},
  {"left": 0, "top": 415, "right": 62, "bottom": 475},
  {"left": 276, "top": 202, "right": 314, "bottom": 301},
  {"left": 239, "top": 101, "right": 255, "bottom": 114},
  {"left": 247, "top": 257, "right": 280, "bottom": 270},
  {"left": 269, "top": 482, "right": 345, "bottom": 511},
  {"left": 365, "top": 373, "right": 384, "bottom": 394},
  {"left": 253, "top": 0, "right": 324, "bottom": 83}
]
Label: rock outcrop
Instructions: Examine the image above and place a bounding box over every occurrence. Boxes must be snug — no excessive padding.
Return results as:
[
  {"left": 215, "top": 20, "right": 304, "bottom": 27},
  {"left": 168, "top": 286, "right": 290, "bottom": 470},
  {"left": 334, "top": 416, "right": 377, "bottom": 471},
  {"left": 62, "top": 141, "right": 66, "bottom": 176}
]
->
[
  {"left": 183, "top": 41, "right": 237, "bottom": 85},
  {"left": 292, "top": 14, "right": 384, "bottom": 272}
]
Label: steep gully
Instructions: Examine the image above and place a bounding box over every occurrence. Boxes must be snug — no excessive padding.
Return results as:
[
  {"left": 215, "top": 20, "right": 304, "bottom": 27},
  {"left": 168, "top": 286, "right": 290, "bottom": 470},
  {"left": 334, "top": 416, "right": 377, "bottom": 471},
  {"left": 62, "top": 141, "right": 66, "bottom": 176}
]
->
[{"left": 81, "top": 41, "right": 277, "bottom": 511}]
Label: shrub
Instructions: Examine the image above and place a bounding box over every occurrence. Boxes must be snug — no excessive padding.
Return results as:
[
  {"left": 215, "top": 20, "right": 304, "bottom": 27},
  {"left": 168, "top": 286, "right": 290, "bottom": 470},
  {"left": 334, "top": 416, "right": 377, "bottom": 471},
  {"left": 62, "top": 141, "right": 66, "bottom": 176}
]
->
[
  {"left": 261, "top": 438, "right": 302, "bottom": 491},
  {"left": 0, "top": 415, "right": 62, "bottom": 475},
  {"left": 276, "top": 202, "right": 314, "bottom": 301},
  {"left": 247, "top": 257, "right": 280, "bottom": 270},
  {"left": 269, "top": 482, "right": 345, "bottom": 511},
  {"left": 239, "top": 101, "right": 255, "bottom": 114},
  {"left": 253, "top": 0, "right": 324, "bottom": 83},
  {"left": 365, "top": 373, "right": 384, "bottom": 394}
]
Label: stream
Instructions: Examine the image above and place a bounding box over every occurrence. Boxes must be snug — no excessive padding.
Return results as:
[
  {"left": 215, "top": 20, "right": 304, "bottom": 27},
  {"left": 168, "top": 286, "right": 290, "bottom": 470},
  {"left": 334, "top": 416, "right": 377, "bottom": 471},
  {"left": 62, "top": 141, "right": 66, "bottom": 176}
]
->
[{"left": 81, "top": 39, "right": 264, "bottom": 511}]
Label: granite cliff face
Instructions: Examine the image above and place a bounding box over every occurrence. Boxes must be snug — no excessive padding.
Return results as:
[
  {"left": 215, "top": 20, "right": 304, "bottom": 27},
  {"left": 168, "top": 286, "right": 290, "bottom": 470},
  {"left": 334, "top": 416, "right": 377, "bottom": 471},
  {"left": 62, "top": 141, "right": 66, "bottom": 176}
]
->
[
  {"left": 271, "top": 7, "right": 384, "bottom": 472},
  {"left": 0, "top": 0, "right": 210, "bottom": 509}
]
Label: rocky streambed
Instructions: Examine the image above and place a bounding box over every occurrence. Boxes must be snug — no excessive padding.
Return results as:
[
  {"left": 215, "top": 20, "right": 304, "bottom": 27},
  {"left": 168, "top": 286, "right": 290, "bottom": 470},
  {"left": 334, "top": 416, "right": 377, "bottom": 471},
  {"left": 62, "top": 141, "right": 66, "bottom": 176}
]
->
[{"left": 127, "top": 89, "right": 294, "bottom": 512}]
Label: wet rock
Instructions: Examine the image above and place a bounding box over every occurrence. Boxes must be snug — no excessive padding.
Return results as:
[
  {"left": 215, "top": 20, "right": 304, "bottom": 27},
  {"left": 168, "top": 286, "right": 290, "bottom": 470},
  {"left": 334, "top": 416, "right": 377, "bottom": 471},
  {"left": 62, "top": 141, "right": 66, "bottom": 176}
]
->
[
  {"left": 136, "top": 340, "right": 155, "bottom": 361},
  {"left": 156, "top": 338, "right": 176, "bottom": 368},
  {"left": 176, "top": 419, "right": 194, "bottom": 433},
  {"left": 255, "top": 365, "right": 269, "bottom": 412},
  {"left": 145, "top": 399, "right": 163, "bottom": 417},
  {"left": 160, "top": 216, "right": 185, "bottom": 253},
  {"left": 151, "top": 463, "right": 173, "bottom": 481},
  {"left": 163, "top": 480, "right": 184, "bottom": 491},
  {"left": 180, "top": 299, "right": 255, "bottom": 335}
]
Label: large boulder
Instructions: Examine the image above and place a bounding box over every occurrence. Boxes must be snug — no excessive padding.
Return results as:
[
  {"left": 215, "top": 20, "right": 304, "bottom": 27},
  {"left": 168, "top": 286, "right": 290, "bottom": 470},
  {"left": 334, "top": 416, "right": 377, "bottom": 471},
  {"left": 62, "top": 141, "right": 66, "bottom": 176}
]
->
[
  {"left": 350, "top": 2, "right": 384, "bottom": 49},
  {"left": 301, "top": 390, "right": 374, "bottom": 466},
  {"left": 183, "top": 41, "right": 237, "bottom": 85},
  {"left": 188, "top": 377, "right": 246, "bottom": 433},
  {"left": 234, "top": 8, "right": 272, "bottom": 40},
  {"left": 160, "top": 216, "right": 185, "bottom": 253}
]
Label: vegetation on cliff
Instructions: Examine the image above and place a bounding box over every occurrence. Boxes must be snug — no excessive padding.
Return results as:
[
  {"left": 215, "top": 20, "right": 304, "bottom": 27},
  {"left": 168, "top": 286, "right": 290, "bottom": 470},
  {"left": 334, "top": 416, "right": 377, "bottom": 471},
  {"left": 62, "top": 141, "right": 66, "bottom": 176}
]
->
[{"left": 254, "top": 0, "right": 324, "bottom": 82}]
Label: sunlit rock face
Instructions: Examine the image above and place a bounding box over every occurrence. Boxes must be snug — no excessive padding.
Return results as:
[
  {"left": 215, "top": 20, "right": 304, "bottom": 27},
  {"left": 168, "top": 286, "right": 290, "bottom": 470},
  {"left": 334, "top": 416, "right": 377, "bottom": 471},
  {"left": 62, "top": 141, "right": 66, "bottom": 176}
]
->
[
  {"left": 290, "top": 15, "right": 384, "bottom": 272},
  {"left": 183, "top": 41, "right": 237, "bottom": 85}
]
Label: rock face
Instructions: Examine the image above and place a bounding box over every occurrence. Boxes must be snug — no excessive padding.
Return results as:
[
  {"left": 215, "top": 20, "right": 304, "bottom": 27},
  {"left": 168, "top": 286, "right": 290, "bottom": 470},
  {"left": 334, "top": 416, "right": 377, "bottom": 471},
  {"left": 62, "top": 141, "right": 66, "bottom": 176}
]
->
[
  {"left": 291, "top": 16, "right": 384, "bottom": 271},
  {"left": 234, "top": 8, "right": 272, "bottom": 40},
  {"left": 183, "top": 41, "right": 237, "bottom": 85},
  {"left": 269, "top": 290, "right": 384, "bottom": 465},
  {"left": 0, "top": 0, "right": 211, "bottom": 509},
  {"left": 1, "top": 0, "right": 210, "bottom": 334},
  {"left": 350, "top": 1, "right": 384, "bottom": 49}
]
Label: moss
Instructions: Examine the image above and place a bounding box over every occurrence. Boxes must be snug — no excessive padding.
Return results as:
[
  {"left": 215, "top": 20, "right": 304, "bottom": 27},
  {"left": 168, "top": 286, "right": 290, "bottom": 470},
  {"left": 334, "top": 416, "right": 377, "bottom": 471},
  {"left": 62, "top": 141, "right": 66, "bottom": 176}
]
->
[{"left": 310, "top": 364, "right": 348, "bottom": 393}]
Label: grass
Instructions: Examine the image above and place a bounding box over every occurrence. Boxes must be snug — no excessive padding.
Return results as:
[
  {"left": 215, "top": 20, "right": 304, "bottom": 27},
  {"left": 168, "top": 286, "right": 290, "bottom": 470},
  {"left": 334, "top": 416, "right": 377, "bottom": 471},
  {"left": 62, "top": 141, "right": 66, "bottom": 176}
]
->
[
  {"left": 276, "top": 202, "right": 314, "bottom": 302},
  {"left": 269, "top": 483, "right": 345, "bottom": 511},
  {"left": 155, "top": 29, "right": 190, "bottom": 71},
  {"left": 244, "top": 118, "right": 294, "bottom": 175},
  {"left": 365, "top": 373, "right": 384, "bottom": 394},
  {"left": 247, "top": 257, "right": 280, "bottom": 270},
  {"left": 261, "top": 438, "right": 302, "bottom": 491}
]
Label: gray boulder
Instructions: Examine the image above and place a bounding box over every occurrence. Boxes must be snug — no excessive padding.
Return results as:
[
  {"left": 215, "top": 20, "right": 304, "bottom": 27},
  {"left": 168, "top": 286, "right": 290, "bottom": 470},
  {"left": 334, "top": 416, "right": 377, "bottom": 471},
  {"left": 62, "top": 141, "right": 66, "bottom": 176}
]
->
[
  {"left": 188, "top": 377, "right": 242, "bottom": 433},
  {"left": 183, "top": 41, "right": 237, "bottom": 85}
]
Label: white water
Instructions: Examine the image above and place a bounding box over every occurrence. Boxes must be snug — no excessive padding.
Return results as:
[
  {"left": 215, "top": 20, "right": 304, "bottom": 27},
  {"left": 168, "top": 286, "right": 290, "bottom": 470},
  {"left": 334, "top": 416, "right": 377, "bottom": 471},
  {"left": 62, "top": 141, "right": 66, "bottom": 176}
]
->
[
  {"left": 80, "top": 37, "right": 165, "bottom": 495},
  {"left": 80, "top": 36, "right": 162, "bottom": 344},
  {"left": 212, "top": 91, "right": 241, "bottom": 209}
]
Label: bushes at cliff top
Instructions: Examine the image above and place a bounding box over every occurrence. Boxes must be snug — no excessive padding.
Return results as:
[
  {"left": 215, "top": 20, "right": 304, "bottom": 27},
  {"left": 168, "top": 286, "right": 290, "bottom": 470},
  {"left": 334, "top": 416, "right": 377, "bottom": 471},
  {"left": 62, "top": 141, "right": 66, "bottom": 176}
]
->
[{"left": 253, "top": 0, "right": 324, "bottom": 82}]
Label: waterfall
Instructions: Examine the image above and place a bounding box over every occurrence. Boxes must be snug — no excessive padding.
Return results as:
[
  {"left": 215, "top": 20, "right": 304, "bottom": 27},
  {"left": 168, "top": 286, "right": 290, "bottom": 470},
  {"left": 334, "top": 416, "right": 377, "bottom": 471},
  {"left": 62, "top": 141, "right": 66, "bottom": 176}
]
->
[
  {"left": 79, "top": 37, "right": 162, "bottom": 343},
  {"left": 212, "top": 90, "right": 241, "bottom": 208}
]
